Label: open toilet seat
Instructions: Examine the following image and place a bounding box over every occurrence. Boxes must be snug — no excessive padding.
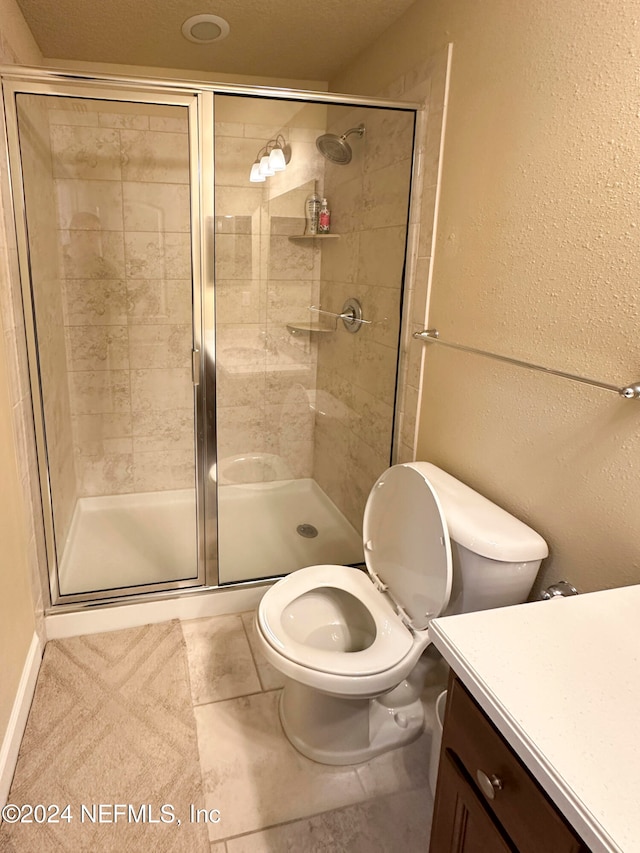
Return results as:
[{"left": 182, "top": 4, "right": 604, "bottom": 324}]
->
[
  {"left": 257, "top": 463, "right": 456, "bottom": 696},
  {"left": 258, "top": 564, "right": 416, "bottom": 677}
]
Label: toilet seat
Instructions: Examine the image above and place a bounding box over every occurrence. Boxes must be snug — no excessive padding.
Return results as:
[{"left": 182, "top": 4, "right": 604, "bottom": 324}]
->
[
  {"left": 258, "top": 564, "right": 415, "bottom": 677},
  {"left": 258, "top": 463, "right": 454, "bottom": 681}
]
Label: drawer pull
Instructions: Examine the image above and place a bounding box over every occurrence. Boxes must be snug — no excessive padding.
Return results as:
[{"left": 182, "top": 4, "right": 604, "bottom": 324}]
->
[{"left": 476, "top": 769, "right": 503, "bottom": 800}]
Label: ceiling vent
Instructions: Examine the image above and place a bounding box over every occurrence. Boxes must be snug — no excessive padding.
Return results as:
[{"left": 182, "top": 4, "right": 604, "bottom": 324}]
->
[{"left": 181, "top": 14, "right": 230, "bottom": 44}]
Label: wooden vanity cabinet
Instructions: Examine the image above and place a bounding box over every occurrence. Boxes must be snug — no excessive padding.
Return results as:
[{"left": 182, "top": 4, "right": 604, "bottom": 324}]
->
[{"left": 429, "top": 676, "right": 591, "bottom": 853}]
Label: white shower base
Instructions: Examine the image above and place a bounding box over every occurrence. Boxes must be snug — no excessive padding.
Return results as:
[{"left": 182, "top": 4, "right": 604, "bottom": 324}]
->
[
  {"left": 57, "top": 479, "right": 364, "bottom": 596},
  {"left": 218, "top": 478, "right": 363, "bottom": 583},
  {"left": 58, "top": 489, "right": 197, "bottom": 596}
]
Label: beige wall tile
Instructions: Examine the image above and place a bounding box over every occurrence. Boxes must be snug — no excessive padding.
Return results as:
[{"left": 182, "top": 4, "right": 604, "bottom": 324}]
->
[
  {"left": 98, "top": 112, "right": 149, "bottom": 130},
  {"left": 50, "top": 125, "right": 122, "bottom": 181},
  {"left": 268, "top": 235, "right": 320, "bottom": 280},
  {"left": 68, "top": 369, "right": 131, "bottom": 414},
  {"left": 120, "top": 129, "right": 189, "bottom": 183},
  {"left": 215, "top": 185, "right": 264, "bottom": 219},
  {"left": 357, "top": 226, "right": 407, "bottom": 290},
  {"left": 216, "top": 406, "right": 267, "bottom": 460},
  {"left": 265, "top": 365, "right": 316, "bottom": 405},
  {"left": 214, "top": 279, "right": 263, "bottom": 324},
  {"left": 122, "top": 182, "right": 191, "bottom": 233},
  {"left": 49, "top": 109, "right": 99, "bottom": 127},
  {"left": 55, "top": 179, "right": 124, "bottom": 231},
  {"left": 217, "top": 371, "right": 266, "bottom": 409},
  {"left": 72, "top": 412, "right": 133, "bottom": 443},
  {"left": 362, "top": 159, "right": 413, "bottom": 231},
  {"left": 64, "top": 325, "right": 129, "bottom": 371},
  {"left": 132, "top": 447, "right": 195, "bottom": 491},
  {"left": 363, "top": 109, "right": 415, "bottom": 175},
  {"left": 214, "top": 136, "right": 266, "bottom": 187},
  {"left": 76, "top": 451, "right": 134, "bottom": 496},
  {"left": 352, "top": 337, "right": 398, "bottom": 402},
  {"left": 266, "top": 280, "right": 316, "bottom": 324},
  {"left": 125, "top": 231, "right": 191, "bottom": 279},
  {"left": 350, "top": 386, "right": 394, "bottom": 458},
  {"left": 60, "top": 230, "right": 125, "bottom": 279},
  {"left": 318, "top": 231, "right": 360, "bottom": 284},
  {"left": 214, "top": 233, "right": 254, "bottom": 280},
  {"left": 131, "top": 408, "right": 194, "bottom": 454},
  {"left": 130, "top": 367, "right": 193, "bottom": 411},
  {"left": 128, "top": 324, "right": 191, "bottom": 369},
  {"left": 126, "top": 279, "right": 192, "bottom": 325},
  {"left": 62, "top": 279, "right": 127, "bottom": 326}
]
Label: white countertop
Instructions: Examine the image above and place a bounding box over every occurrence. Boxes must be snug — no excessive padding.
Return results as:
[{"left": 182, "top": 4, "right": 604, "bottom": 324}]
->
[{"left": 429, "top": 585, "right": 640, "bottom": 853}]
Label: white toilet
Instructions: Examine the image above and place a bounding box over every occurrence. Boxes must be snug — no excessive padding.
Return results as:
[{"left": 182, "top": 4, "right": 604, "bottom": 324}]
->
[{"left": 255, "top": 462, "right": 548, "bottom": 765}]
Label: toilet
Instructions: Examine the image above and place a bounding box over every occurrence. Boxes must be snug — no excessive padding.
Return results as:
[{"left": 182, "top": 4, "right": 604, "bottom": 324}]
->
[{"left": 255, "top": 462, "right": 548, "bottom": 765}]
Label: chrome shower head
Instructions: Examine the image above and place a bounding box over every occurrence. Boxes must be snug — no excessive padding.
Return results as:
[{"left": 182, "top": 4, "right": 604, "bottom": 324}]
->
[{"left": 316, "top": 124, "right": 365, "bottom": 165}]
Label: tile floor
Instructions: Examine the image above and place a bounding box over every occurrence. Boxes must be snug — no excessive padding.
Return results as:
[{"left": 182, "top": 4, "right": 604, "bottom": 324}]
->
[{"left": 181, "top": 610, "right": 444, "bottom": 851}]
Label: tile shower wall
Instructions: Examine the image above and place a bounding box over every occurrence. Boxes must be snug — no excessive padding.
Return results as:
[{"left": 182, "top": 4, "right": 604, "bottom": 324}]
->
[
  {"left": 49, "top": 100, "right": 194, "bottom": 497},
  {"left": 313, "top": 107, "right": 415, "bottom": 529},
  {"left": 214, "top": 104, "right": 326, "bottom": 483}
]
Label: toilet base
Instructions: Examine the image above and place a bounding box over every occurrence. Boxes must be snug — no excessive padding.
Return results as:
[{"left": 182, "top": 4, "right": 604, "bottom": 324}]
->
[{"left": 279, "top": 678, "right": 424, "bottom": 766}]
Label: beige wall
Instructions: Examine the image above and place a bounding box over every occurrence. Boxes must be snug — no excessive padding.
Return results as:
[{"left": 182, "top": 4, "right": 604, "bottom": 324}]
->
[
  {"left": 333, "top": 0, "right": 640, "bottom": 593},
  {"left": 0, "top": 308, "right": 34, "bottom": 743},
  {"left": 0, "top": 0, "right": 41, "bottom": 759}
]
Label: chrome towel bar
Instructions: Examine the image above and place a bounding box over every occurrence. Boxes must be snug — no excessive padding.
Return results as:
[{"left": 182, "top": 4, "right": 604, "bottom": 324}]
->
[{"left": 413, "top": 329, "right": 640, "bottom": 400}]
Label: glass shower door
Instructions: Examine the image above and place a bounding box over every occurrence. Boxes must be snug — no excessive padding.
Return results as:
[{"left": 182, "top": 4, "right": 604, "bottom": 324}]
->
[
  {"left": 212, "top": 94, "right": 415, "bottom": 584},
  {"left": 7, "top": 85, "right": 205, "bottom": 601}
]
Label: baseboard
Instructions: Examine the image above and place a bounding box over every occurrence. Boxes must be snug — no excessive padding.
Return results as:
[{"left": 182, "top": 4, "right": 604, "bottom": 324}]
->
[
  {"left": 45, "top": 583, "right": 269, "bottom": 640},
  {"left": 0, "top": 632, "right": 43, "bottom": 810}
]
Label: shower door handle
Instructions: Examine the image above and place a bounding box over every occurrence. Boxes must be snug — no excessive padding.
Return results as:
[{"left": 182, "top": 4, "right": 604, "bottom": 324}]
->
[{"left": 192, "top": 349, "right": 201, "bottom": 386}]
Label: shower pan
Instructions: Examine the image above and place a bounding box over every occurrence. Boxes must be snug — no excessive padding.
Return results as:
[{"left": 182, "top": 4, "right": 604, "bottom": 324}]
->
[{"left": 1, "top": 68, "right": 418, "bottom": 608}]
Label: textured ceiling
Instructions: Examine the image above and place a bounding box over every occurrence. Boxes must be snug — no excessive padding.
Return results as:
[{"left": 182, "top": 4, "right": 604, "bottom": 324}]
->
[{"left": 15, "top": 0, "right": 416, "bottom": 81}]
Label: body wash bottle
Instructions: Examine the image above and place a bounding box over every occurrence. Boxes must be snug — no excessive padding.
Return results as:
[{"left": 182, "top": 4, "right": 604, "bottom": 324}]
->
[{"left": 318, "top": 198, "right": 331, "bottom": 233}]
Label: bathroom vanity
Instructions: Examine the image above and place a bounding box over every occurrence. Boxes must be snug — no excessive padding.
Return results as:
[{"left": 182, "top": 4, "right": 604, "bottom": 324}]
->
[{"left": 429, "top": 586, "right": 640, "bottom": 853}]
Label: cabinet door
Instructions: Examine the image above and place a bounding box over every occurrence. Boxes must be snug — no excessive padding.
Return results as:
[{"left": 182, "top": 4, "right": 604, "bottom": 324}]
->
[{"left": 430, "top": 751, "right": 516, "bottom": 853}]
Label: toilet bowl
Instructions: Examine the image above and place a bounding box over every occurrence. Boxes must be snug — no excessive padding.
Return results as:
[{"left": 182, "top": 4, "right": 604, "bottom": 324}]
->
[{"left": 255, "top": 462, "right": 548, "bottom": 765}]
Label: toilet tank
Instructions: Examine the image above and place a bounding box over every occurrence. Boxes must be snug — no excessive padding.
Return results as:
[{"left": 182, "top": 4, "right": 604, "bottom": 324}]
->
[{"left": 411, "top": 463, "right": 549, "bottom": 616}]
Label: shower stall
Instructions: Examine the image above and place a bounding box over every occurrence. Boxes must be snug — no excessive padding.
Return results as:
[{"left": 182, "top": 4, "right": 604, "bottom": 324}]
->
[{"left": 1, "top": 69, "right": 418, "bottom": 606}]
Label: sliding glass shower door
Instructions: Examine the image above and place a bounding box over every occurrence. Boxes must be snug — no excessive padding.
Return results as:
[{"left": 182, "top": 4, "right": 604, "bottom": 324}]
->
[
  {"left": 5, "top": 82, "right": 207, "bottom": 602},
  {"left": 213, "top": 94, "right": 415, "bottom": 584},
  {"left": 4, "top": 69, "right": 418, "bottom": 603}
]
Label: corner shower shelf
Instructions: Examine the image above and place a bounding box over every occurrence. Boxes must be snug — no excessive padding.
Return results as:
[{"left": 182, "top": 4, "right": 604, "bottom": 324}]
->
[
  {"left": 286, "top": 322, "right": 333, "bottom": 336},
  {"left": 288, "top": 234, "right": 341, "bottom": 241}
]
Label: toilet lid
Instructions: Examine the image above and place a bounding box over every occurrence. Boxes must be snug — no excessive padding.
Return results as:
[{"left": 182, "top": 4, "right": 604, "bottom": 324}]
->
[{"left": 362, "top": 463, "right": 452, "bottom": 630}]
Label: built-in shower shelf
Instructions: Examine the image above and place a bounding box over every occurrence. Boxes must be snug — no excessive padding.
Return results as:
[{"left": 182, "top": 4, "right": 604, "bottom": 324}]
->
[
  {"left": 288, "top": 234, "right": 341, "bottom": 241},
  {"left": 286, "top": 322, "right": 333, "bottom": 336}
]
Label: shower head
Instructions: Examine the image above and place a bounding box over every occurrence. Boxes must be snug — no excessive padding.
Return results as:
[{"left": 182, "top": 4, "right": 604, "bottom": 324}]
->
[{"left": 315, "top": 124, "right": 365, "bottom": 165}]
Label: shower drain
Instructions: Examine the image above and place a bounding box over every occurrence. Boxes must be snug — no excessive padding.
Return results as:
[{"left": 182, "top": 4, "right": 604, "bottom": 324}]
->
[{"left": 296, "top": 523, "right": 318, "bottom": 539}]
